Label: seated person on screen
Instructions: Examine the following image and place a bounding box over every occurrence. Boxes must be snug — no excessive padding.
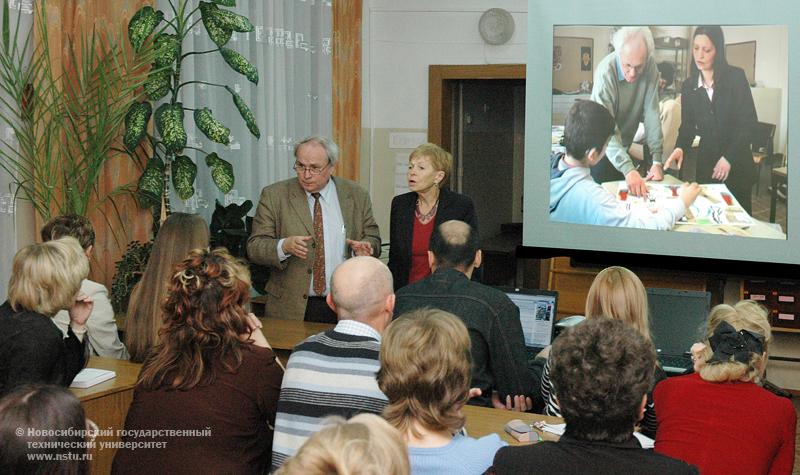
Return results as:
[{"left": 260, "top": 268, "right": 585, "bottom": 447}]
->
[
  {"left": 654, "top": 300, "right": 796, "bottom": 474},
  {"left": 378, "top": 308, "right": 506, "bottom": 475},
  {"left": 492, "top": 318, "right": 698, "bottom": 475},
  {"left": 275, "top": 414, "right": 409, "bottom": 475},
  {"left": 550, "top": 100, "right": 700, "bottom": 230}
]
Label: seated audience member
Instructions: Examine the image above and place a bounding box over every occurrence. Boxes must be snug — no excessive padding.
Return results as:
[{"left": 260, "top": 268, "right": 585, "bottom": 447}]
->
[
  {"left": 654, "top": 300, "right": 796, "bottom": 474},
  {"left": 112, "top": 248, "right": 283, "bottom": 474},
  {"left": 125, "top": 212, "right": 209, "bottom": 363},
  {"left": 492, "top": 318, "right": 698, "bottom": 474},
  {"left": 550, "top": 100, "right": 700, "bottom": 229},
  {"left": 0, "top": 384, "right": 94, "bottom": 474},
  {"left": 0, "top": 237, "right": 92, "bottom": 396},
  {"left": 394, "top": 220, "right": 540, "bottom": 410},
  {"left": 271, "top": 256, "right": 395, "bottom": 471},
  {"left": 42, "top": 215, "right": 129, "bottom": 359},
  {"left": 275, "top": 414, "right": 409, "bottom": 475},
  {"left": 540, "top": 266, "right": 666, "bottom": 438},
  {"left": 379, "top": 308, "right": 506, "bottom": 474}
]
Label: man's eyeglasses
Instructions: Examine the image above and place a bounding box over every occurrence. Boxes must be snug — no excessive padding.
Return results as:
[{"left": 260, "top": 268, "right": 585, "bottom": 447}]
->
[{"left": 293, "top": 163, "right": 329, "bottom": 175}]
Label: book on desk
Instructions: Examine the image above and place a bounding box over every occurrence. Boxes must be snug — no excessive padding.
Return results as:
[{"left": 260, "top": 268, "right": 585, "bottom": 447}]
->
[{"left": 70, "top": 368, "right": 116, "bottom": 389}]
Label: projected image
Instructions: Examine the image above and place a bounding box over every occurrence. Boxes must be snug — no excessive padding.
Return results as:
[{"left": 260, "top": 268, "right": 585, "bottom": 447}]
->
[{"left": 549, "top": 25, "right": 788, "bottom": 239}]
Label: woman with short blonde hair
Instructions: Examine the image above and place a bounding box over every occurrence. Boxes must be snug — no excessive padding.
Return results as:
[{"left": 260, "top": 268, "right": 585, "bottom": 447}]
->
[
  {"left": 378, "top": 309, "right": 505, "bottom": 474},
  {"left": 540, "top": 266, "right": 664, "bottom": 438},
  {"left": 655, "top": 300, "right": 795, "bottom": 474},
  {"left": 276, "top": 414, "right": 409, "bottom": 475},
  {"left": 1, "top": 237, "right": 92, "bottom": 396},
  {"left": 388, "top": 143, "right": 478, "bottom": 289}
]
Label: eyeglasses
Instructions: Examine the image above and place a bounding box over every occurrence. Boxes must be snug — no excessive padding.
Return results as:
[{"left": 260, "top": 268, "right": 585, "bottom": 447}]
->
[{"left": 293, "top": 163, "right": 330, "bottom": 175}]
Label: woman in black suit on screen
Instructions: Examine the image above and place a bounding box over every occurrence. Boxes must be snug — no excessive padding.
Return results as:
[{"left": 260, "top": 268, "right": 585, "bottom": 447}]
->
[
  {"left": 388, "top": 143, "right": 478, "bottom": 291},
  {"left": 673, "top": 25, "right": 758, "bottom": 214}
]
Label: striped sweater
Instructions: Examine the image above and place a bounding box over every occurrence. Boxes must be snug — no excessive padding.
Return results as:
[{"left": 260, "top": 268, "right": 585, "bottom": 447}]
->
[{"left": 270, "top": 329, "right": 387, "bottom": 471}]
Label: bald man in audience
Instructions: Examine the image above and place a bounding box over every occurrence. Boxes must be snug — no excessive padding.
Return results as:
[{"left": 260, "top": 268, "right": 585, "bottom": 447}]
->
[
  {"left": 394, "top": 220, "right": 542, "bottom": 410},
  {"left": 271, "top": 256, "right": 394, "bottom": 471}
]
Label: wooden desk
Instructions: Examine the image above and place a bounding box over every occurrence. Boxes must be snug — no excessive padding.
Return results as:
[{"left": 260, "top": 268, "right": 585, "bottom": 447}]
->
[
  {"left": 259, "top": 317, "right": 334, "bottom": 365},
  {"left": 462, "top": 405, "right": 563, "bottom": 446},
  {"left": 770, "top": 166, "right": 787, "bottom": 223},
  {"left": 72, "top": 357, "right": 142, "bottom": 475}
]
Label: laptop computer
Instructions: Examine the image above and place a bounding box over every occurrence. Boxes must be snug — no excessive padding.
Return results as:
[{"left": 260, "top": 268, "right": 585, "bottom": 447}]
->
[
  {"left": 647, "top": 288, "right": 711, "bottom": 376},
  {"left": 497, "top": 287, "right": 559, "bottom": 355}
]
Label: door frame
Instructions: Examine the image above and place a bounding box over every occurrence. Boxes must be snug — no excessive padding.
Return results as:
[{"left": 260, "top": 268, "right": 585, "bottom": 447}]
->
[{"left": 427, "top": 64, "right": 526, "bottom": 150}]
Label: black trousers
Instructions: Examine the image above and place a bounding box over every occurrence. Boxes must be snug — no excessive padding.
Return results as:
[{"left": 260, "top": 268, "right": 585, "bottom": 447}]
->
[{"left": 304, "top": 296, "right": 337, "bottom": 324}]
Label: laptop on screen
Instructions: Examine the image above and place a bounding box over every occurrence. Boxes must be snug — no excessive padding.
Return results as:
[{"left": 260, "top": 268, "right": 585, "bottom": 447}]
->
[
  {"left": 647, "top": 288, "right": 711, "bottom": 375},
  {"left": 497, "top": 287, "right": 559, "bottom": 352}
]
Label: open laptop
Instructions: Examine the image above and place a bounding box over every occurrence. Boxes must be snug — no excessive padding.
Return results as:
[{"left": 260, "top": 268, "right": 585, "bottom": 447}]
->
[
  {"left": 647, "top": 288, "right": 711, "bottom": 376},
  {"left": 497, "top": 287, "right": 559, "bottom": 356}
]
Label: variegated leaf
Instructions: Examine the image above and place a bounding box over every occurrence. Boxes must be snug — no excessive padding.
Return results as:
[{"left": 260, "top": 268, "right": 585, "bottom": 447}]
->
[
  {"left": 128, "top": 6, "right": 164, "bottom": 52},
  {"left": 205, "top": 152, "right": 235, "bottom": 194},
  {"left": 194, "top": 108, "right": 230, "bottom": 145},
  {"left": 155, "top": 103, "right": 187, "bottom": 153},
  {"left": 172, "top": 155, "right": 197, "bottom": 200},
  {"left": 123, "top": 101, "right": 152, "bottom": 152}
]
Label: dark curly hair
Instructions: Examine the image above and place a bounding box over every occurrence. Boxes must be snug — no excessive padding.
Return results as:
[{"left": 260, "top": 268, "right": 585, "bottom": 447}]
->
[
  {"left": 138, "top": 247, "right": 254, "bottom": 390},
  {"left": 550, "top": 317, "right": 656, "bottom": 443}
]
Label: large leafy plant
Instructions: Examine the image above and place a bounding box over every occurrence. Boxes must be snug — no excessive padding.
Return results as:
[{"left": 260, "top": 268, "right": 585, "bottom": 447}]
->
[
  {"left": 0, "top": 0, "right": 155, "bottom": 225},
  {"left": 125, "top": 0, "right": 261, "bottom": 214}
]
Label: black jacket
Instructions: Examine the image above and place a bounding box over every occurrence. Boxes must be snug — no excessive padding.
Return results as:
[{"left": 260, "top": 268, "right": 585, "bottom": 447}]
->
[
  {"left": 676, "top": 66, "right": 757, "bottom": 194},
  {"left": 388, "top": 188, "right": 478, "bottom": 290},
  {"left": 0, "top": 301, "right": 86, "bottom": 397},
  {"left": 394, "top": 268, "right": 539, "bottom": 407}
]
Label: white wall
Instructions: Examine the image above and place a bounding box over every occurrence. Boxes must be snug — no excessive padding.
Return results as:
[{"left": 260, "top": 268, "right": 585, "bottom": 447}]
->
[{"left": 362, "top": 0, "right": 528, "bottom": 239}]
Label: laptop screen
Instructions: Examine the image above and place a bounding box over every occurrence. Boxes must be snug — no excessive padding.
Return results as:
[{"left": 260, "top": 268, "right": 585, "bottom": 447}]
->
[
  {"left": 647, "top": 288, "right": 711, "bottom": 355},
  {"left": 498, "top": 287, "right": 558, "bottom": 349}
]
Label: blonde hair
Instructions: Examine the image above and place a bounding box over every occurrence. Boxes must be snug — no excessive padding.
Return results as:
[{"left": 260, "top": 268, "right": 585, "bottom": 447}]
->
[
  {"left": 409, "top": 143, "right": 453, "bottom": 186},
  {"left": 125, "top": 213, "right": 209, "bottom": 363},
  {"left": 275, "top": 414, "right": 409, "bottom": 475},
  {"left": 8, "top": 237, "right": 88, "bottom": 316},
  {"left": 378, "top": 309, "right": 471, "bottom": 438},
  {"left": 585, "top": 266, "right": 652, "bottom": 343},
  {"left": 698, "top": 300, "right": 771, "bottom": 384}
]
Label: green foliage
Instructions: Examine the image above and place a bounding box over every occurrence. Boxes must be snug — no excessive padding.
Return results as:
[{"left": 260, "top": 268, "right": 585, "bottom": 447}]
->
[
  {"left": 194, "top": 107, "right": 230, "bottom": 145},
  {"left": 124, "top": 1, "right": 261, "bottom": 213},
  {"left": 110, "top": 240, "right": 153, "bottom": 314},
  {"left": 205, "top": 152, "right": 234, "bottom": 194},
  {"left": 172, "top": 155, "right": 197, "bottom": 200},
  {"left": 155, "top": 103, "right": 187, "bottom": 154},
  {"left": 123, "top": 101, "right": 152, "bottom": 152},
  {"left": 153, "top": 33, "right": 181, "bottom": 67},
  {"left": 220, "top": 47, "right": 258, "bottom": 84},
  {"left": 128, "top": 6, "right": 164, "bottom": 52},
  {"left": 226, "top": 86, "right": 260, "bottom": 139},
  {"left": 0, "top": 0, "right": 156, "bottom": 225}
]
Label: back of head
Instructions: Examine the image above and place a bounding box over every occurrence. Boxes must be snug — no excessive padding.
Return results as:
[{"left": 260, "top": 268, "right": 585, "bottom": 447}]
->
[
  {"left": 8, "top": 236, "right": 89, "bottom": 316},
  {"left": 428, "top": 220, "right": 478, "bottom": 270},
  {"left": 657, "top": 62, "right": 676, "bottom": 87},
  {"left": 330, "top": 256, "right": 393, "bottom": 323},
  {"left": 585, "top": 266, "right": 652, "bottom": 343},
  {"left": 612, "top": 26, "right": 654, "bottom": 58},
  {"left": 0, "top": 384, "right": 89, "bottom": 475},
  {"left": 378, "top": 309, "right": 471, "bottom": 437},
  {"left": 125, "top": 212, "right": 209, "bottom": 363},
  {"left": 275, "top": 414, "right": 410, "bottom": 475},
  {"left": 697, "top": 300, "right": 770, "bottom": 384},
  {"left": 409, "top": 143, "right": 453, "bottom": 186},
  {"left": 562, "top": 100, "right": 616, "bottom": 160},
  {"left": 41, "top": 215, "right": 95, "bottom": 251},
  {"left": 551, "top": 317, "right": 655, "bottom": 443},
  {"left": 138, "top": 247, "right": 252, "bottom": 390}
]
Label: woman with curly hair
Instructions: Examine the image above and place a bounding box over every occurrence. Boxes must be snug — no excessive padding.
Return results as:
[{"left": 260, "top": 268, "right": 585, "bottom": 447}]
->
[
  {"left": 654, "top": 300, "right": 796, "bottom": 474},
  {"left": 112, "top": 248, "right": 283, "bottom": 474},
  {"left": 378, "top": 308, "right": 505, "bottom": 474}
]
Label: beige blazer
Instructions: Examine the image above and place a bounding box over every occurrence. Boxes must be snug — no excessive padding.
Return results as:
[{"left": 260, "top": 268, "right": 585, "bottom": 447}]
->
[{"left": 247, "top": 176, "right": 381, "bottom": 320}]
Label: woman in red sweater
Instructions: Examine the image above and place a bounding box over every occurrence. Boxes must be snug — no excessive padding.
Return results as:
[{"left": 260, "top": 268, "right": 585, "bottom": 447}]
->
[{"left": 654, "top": 300, "right": 796, "bottom": 475}]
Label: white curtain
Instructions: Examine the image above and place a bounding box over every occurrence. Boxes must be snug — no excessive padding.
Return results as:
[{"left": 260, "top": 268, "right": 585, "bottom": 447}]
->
[{"left": 157, "top": 0, "right": 333, "bottom": 220}]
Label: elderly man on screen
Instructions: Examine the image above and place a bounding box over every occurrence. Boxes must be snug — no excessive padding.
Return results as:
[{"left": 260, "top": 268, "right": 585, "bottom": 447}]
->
[
  {"left": 590, "top": 26, "right": 683, "bottom": 196},
  {"left": 246, "top": 135, "right": 381, "bottom": 323}
]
